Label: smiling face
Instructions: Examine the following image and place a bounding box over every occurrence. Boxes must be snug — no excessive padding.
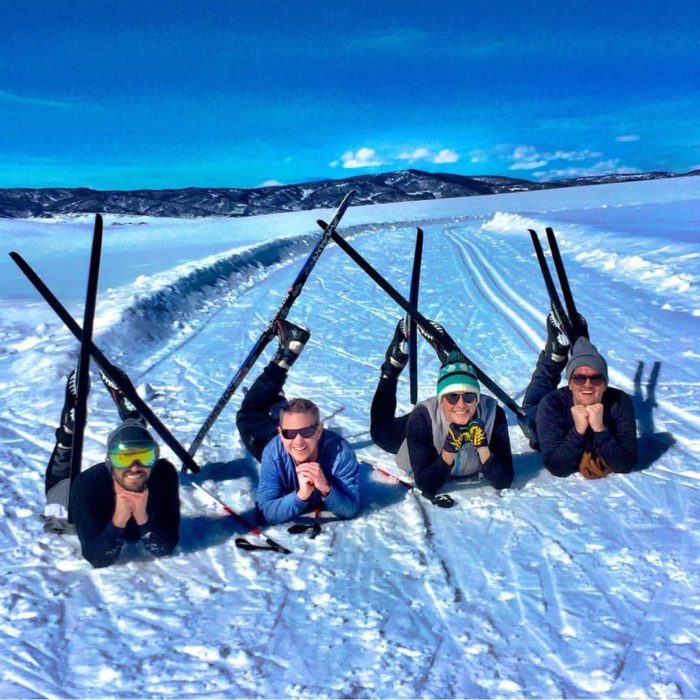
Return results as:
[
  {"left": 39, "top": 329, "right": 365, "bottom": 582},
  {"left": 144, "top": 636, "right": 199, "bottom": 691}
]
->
[
  {"left": 278, "top": 410, "right": 323, "bottom": 465},
  {"left": 111, "top": 462, "right": 152, "bottom": 492},
  {"left": 440, "top": 393, "right": 479, "bottom": 426},
  {"left": 568, "top": 365, "right": 607, "bottom": 406}
]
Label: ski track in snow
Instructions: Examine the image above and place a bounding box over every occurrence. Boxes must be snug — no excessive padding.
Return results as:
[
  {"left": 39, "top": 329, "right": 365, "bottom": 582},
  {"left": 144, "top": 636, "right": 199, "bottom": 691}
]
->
[{"left": 1, "top": 179, "right": 699, "bottom": 698}]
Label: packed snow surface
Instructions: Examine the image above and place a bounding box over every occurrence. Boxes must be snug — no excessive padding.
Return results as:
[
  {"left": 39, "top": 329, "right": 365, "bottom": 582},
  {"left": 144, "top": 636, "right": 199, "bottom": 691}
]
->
[{"left": 1, "top": 177, "right": 698, "bottom": 698}]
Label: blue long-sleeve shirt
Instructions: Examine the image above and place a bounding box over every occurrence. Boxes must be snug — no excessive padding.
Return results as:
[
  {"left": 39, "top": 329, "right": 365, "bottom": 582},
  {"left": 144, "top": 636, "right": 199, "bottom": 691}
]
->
[{"left": 256, "top": 429, "right": 360, "bottom": 525}]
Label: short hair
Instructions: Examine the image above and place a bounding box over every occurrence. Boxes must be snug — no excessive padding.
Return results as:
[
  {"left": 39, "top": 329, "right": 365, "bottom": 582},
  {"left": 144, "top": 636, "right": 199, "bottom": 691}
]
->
[{"left": 279, "top": 398, "right": 320, "bottom": 425}]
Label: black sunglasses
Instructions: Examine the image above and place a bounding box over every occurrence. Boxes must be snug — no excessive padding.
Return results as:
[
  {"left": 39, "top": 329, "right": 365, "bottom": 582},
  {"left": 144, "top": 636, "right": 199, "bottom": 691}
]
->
[
  {"left": 280, "top": 423, "right": 318, "bottom": 440},
  {"left": 444, "top": 392, "right": 478, "bottom": 405},
  {"left": 571, "top": 373, "right": 605, "bottom": 386}
]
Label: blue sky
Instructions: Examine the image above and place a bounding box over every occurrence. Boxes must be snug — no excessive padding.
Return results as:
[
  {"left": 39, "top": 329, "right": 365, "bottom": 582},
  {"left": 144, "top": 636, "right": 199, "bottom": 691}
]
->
[{"left": 1, "top": 0, "right": 698, "bottom": 189}]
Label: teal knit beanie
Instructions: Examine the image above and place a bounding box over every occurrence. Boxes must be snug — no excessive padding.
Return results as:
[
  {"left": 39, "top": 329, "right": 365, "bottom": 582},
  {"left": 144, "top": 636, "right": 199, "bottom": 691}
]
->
[{"left": 437, "top": 351, "right": 480, "bottom": 401}]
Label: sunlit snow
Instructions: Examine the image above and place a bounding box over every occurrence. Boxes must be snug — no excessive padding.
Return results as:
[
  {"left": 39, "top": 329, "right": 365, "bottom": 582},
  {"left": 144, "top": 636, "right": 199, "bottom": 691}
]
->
[{"left": 0, "top": 177, "right": 698, "bottom": 698}]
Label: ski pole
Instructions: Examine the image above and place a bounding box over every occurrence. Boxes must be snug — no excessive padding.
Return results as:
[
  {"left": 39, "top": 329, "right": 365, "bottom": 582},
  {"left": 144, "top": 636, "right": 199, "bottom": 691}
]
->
[
  {"left": 323, "top": 227, "right": 527, "bottom": 420},
  {"left": 9, "top": 252, "right": 201, "bottom": 474}
]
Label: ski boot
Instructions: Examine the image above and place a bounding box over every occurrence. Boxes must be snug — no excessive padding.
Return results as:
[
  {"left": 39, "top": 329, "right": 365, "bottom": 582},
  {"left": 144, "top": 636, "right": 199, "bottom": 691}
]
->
[
  {"left": 417, "top": 319, "right": 461, "bottom": 365},
  {"left": 380, "top": 318, "right": 409, "bottom": 379},
  {"left": 546, "top": 313, "right": 570, "bottom": 363},
  {"left": 100, "top": 366, "right": 139, "bottom": 421},
  {"left": 274, "top": 319, "right": 311, "bottom": 369}
]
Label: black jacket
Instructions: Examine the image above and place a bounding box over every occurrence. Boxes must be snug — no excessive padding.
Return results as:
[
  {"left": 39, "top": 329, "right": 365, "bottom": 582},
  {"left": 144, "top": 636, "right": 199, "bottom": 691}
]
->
[
  {"left": 407, "top": 404, "right": 513, "bottom": 496},
  {"left": 536, "top": 387, "right": 638, "bottom": 477},
  {"left": 70, "top": 459, "right": 180, "bottom": 568}
]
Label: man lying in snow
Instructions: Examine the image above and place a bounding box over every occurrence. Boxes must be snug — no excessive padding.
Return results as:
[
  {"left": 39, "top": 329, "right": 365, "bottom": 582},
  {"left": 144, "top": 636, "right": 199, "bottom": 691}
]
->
[
  {"left": 43, "top": 371, "right": 180, "bottom": 568},
  {"left": 520, "top": 315, "right": 638, "bottom": 478},
  {"left": 236, "top": 320, "right": 360, "bottom": 525},
  {"left": 370, "top": 319, "right": 514, "bottom": 505}
]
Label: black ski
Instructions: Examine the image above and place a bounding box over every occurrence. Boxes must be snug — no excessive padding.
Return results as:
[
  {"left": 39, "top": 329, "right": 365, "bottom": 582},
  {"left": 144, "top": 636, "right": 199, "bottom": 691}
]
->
[
  {"left": 528, "top": 229, "right": 574, "bottom": 343},
  {"left": 324, "top": 227, "right": 526, "bottom": 421},
  {"left": 545, "top": 227, "right": 585, "bottom": 341},
  {"left": 9, "top": 251, "right": 200, "bottom": 474},
  {"left": 187, "top": 189, "right": 355, "bottom": 458},
  {"left": 68, "top": 215, "right": 103, "bottom": 520},
  {"left": 408, "top": 228, "right": 423, "bottom": 404}
]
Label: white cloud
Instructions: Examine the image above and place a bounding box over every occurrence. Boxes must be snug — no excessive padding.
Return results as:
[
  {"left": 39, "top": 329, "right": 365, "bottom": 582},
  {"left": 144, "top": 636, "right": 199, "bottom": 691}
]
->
[
  {"left": 398, "top": 147, "right": 431, "bottom": 162},
  {"left": 332, "top": 144, "right": 458, "bottom": 169},
  {"left": 338, "top": 147, "right": 384, "bottom": 169},
  {"left": 510, "top": 160, "right": 548, "bottom": 171},
  {"left": 533, "top": 159, "right": 640, "bottom": 180},
  {"left": 433, "top": 149, "right": 459, "bottom": 164},
  {"left": 548, "top": 149, "right": 602, "bottom": 161},
  {"left": 508, "top": 145, "right": 603, "bottom": 171},
  {"left": 259, "top": 179, "right": 284, "bottom": 187},
  {"left": 615, "top": 134, "right": 640, "bottom": 143},
  {"left": 511, "top": 145, "right": 541, "bottom": 162},
  {"left": 0, "top": 88, "right": 75, "bottom": 110},
  {"left": 469, "top": 149, "right": 490, "bottom": 164}
]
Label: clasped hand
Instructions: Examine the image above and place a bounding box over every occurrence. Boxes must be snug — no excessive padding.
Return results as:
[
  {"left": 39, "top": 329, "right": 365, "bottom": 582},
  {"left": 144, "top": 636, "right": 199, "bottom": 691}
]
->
[
  {"left": 443, "top": 419, "right": 488, "bottom": 453},
  {"left": 296, "top": 462, "right": 331, "bottom": 500},
  {"left": 112, "top": 483, "right": 149, "bottom": 528},
  {"left": 571, "top": 403, "right": 605, "bottom": 435}
]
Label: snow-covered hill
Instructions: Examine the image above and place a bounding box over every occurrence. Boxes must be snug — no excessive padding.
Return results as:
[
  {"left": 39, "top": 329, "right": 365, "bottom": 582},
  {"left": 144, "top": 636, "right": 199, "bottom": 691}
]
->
[
  {"left": 0, "top": 177, "right": 698, "bottom": 698},
  {"left": 2, "top": 168, "right": 696, "bottom": 218}
]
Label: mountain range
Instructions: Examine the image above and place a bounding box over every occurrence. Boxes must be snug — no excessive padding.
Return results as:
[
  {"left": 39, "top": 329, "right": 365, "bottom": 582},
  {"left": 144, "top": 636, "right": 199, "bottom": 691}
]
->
[{"left": 0, "top": 168, "right": 697, "bottom": 218}]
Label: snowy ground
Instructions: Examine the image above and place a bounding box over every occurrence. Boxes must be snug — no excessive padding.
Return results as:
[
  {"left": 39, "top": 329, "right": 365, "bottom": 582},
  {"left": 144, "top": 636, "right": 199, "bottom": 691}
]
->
[{"left": 1, "top": 178, "right": 699, "bottom": 698}]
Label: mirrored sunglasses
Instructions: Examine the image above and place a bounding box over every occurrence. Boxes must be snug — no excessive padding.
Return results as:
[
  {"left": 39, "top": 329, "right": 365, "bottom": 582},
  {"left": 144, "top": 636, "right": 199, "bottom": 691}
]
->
[
  {"left": 571, "top": 373, "right": 605, "bottom": 386},
  {"left": 109, "top": 441, "right": 158, "bottom": 469},
  {"left": 280, "top": 423, "right": 318, "bottom": 440},
  {"left": 444, "top": 392, "right": 478, "bottom": 405}
]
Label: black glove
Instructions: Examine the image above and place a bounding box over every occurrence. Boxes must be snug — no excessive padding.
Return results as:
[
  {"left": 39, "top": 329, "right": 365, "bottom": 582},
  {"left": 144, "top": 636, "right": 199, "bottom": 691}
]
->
[
  {"left": 442, "top": 423, "right": 471, "bottom": 454},
  {"left": 466, "top": 419, "right": 488, "bottom": 448}
]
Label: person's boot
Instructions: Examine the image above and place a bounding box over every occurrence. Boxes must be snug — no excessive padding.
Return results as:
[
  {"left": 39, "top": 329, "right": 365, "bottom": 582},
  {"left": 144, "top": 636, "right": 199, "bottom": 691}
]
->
[
  {"left": 417, "top": 319, "right": 461, "bottom": 365},
  {"left": 100, "top": 366, "right": 139, "bottom": 421},
  {"left": 380, "top": 318, "right": 409, "bottom": 379},
  {"left": 273, "top": 319, "right": 311, "bottom": 369},
  {"left": 546, "top": 313, "right": 570, "bottom": 363},
  {"left": 45, "top": 370, "right": 80, "bottom": 493},
  {"left": 56, "top": 369, "right": 83, "bottom": 446}
]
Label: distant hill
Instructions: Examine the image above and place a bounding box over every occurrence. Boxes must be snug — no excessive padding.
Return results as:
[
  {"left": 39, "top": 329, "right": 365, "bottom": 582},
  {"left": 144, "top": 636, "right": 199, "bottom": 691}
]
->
[{"left": 0, "top": 168, "right": 697, "bottom": 219}]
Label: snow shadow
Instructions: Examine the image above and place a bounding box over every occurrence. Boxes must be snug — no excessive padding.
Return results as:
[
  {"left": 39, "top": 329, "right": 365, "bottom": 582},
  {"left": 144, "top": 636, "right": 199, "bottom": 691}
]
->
[
  {"left": 633, "top": 360, "right": 676, "bottom": 469},
  {"left": 177, "top": 457, "right": 264, "bottom": 552},
  {"left": 511, "top": 450, "right": 545, "bottom": 488},
  {"left": 178, "top": 513, "right": 251, "bottom": 553},
  {"left": 188, "top": 455, "right": 260, "bottom": 487},
  {"left": 103, "top": 234, "right": 313, "bottom": 358},
  {"left": 358, "top": 462, "right": 412, "bottom": 510}
]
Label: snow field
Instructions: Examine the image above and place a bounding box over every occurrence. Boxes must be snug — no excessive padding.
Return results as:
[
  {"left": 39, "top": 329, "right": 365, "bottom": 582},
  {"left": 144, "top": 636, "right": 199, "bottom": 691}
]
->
[{"left": 0, "top": 178, "right": 699, "bottom": 697}]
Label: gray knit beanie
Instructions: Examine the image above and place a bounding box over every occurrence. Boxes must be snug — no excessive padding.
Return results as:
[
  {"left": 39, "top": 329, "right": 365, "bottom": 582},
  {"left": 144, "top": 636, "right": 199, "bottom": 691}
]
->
[{"left": 565, "top": 337, "right": 608, "bottom": 384}]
